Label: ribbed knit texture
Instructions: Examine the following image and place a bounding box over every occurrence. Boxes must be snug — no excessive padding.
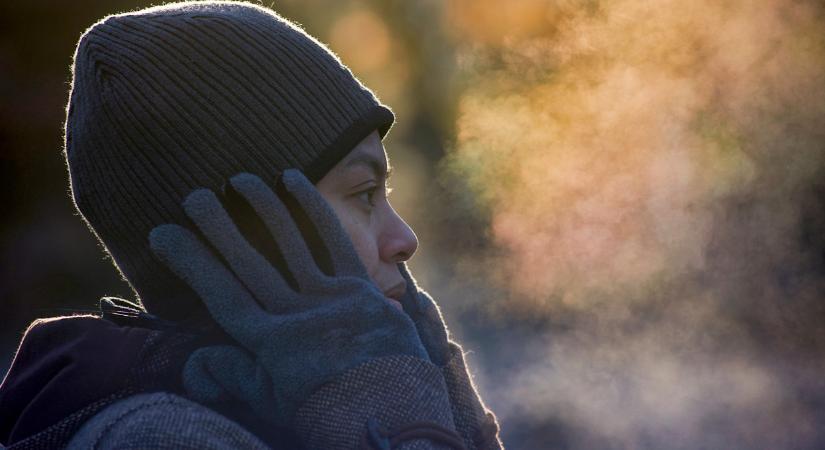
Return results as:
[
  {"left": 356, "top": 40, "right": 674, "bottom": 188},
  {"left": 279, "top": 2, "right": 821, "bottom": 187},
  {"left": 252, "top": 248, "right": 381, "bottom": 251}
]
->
[{"left": 65, "top": 1, "right": 395, "bottom": 319}]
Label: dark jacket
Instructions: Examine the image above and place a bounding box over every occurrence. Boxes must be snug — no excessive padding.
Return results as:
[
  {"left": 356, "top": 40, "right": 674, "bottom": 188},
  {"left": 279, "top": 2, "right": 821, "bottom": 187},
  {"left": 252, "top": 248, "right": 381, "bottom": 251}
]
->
[{"left": 0, "top": 307, "right": 501, "bottom": 449}]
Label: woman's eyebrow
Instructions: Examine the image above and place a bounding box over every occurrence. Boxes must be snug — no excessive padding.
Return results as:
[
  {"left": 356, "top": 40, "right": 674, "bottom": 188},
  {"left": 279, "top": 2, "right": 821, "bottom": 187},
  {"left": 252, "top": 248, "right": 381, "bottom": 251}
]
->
[{"left": 344, "top": 153, "right": 392, "bottom": 180}]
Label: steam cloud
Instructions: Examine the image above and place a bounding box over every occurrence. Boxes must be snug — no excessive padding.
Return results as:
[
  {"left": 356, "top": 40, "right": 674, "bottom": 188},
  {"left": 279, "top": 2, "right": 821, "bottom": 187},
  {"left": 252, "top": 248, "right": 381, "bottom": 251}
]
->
[{"left": 439, "top": 0, "right": 825, "bottom": 448}]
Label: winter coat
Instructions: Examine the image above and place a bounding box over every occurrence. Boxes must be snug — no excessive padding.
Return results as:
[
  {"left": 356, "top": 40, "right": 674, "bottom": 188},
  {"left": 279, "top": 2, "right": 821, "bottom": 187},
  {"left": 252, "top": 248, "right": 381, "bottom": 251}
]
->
[{"left": 0, "top": 305, "right": 501, "bottom": 449}]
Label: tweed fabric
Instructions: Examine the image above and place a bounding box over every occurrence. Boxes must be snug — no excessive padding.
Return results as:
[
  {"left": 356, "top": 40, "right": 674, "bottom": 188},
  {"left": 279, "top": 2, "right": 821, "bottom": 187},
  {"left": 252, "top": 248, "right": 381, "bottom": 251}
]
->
[
  {"left": 65, "top": 1, "right": 395, "bottom": 319},
  {"left": 3, "top": 394, "right": 130, "bottom": 450},
  {"left": 293, "top": 355, "right": 458, "bottom": 450},
  {"left": 441, "top": 344, "right": 502, "bottom": 450},
  {"left": 66, "top": 393, "right": 271, "bottom": 450},
  {"left": 65, "top": 356, "right": 466, "bottom": 450}
]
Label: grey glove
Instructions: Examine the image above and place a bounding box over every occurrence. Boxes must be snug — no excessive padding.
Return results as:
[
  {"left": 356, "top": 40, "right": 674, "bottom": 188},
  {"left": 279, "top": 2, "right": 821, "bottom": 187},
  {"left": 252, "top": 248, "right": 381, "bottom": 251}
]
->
[
  {"left": 398, "top": 264, "right": 503, "bottom": 450},
  {"left": 397, "top": 262, "right": 452, "bottom": 366},
  {"left": 149, "top": 170, "right": 429, "bottom": 426}
]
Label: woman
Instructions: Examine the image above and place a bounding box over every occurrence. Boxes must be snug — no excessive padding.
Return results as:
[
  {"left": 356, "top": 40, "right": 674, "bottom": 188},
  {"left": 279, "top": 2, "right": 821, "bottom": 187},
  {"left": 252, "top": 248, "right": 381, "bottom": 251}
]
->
[{"left": 0, "top": 2, "right": 501, "bottom": 449}]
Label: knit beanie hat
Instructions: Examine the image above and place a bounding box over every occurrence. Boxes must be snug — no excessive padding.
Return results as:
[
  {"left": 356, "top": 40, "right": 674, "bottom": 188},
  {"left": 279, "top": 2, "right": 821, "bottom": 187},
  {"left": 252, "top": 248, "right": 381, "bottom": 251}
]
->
[{"left": 65, "top": 1, "right": 395, "bottom": 320}]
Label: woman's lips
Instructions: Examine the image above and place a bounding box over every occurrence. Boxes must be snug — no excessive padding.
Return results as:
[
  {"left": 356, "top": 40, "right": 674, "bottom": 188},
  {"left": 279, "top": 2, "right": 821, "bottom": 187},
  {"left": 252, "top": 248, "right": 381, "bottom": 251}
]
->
[{"left": 384, "top": 282, "right": 406, "bottom": 311}]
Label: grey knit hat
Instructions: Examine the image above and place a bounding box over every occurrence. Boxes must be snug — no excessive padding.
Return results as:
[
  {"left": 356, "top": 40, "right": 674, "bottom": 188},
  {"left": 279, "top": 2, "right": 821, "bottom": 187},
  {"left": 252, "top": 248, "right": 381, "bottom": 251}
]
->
[{"left": 65, "top": 1, "right": 395, "bottom": 320}]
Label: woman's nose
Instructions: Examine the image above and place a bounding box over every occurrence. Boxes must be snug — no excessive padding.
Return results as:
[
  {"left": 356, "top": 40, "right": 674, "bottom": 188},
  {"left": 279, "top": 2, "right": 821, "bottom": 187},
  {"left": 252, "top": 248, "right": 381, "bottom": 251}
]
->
[{"left": 380, "top": 205, "right": 418, "bottom": 263}]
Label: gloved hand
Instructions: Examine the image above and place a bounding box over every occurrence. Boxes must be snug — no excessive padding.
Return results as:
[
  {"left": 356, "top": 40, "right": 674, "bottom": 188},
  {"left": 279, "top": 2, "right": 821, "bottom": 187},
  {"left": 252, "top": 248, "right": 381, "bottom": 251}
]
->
[
  {"left": 397, "top": 262, "right": 452, "bottom": 367},
  {"left": 149, "top": 170, "right": 429, "bottom": 426},
  {"left": 397, "top": 264, "right": 503, "bottom": 450}
]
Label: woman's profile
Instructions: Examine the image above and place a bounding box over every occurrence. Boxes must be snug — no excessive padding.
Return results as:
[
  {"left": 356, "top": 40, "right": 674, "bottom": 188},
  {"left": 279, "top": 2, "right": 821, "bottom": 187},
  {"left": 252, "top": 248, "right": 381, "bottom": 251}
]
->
[{"left": 0, "top": 2, "right": 502, "bottom": 449}]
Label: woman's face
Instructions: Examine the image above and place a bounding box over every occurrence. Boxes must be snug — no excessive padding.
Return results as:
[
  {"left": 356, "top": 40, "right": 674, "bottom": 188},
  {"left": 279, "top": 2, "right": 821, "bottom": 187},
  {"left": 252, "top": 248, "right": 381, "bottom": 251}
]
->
[{"left": 316, "top": 131, "right": 418, "bottom": 309}]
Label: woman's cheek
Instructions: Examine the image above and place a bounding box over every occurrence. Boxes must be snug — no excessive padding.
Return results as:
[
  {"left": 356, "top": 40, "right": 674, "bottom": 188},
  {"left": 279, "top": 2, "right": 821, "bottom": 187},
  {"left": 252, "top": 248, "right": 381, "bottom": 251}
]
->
[
  {"left": 350, "top": 228, "right": 380, "bottom": 281},
  {"left": 331, "top": 204, "right": 380, "bottom": 280}
]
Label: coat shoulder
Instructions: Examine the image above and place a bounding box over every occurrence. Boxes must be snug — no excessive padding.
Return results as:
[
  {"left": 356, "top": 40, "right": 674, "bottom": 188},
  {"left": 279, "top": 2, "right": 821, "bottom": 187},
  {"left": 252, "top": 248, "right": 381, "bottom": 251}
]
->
[{"left": 65, "top": 392, "right": 271, "bottom": 450}]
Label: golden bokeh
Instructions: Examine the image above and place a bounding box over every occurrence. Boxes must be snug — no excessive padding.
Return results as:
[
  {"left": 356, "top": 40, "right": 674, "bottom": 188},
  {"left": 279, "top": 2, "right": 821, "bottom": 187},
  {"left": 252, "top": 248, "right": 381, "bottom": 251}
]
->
[{"left": 439, "top": 0, "right": 825, "bottom": 446}]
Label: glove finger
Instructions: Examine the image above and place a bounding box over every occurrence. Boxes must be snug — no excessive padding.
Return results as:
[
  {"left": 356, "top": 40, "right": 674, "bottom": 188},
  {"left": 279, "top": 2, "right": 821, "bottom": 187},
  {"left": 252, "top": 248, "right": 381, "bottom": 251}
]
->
[
  {"left": 396, "top": 262, "right": 451, "bottom": 366},
  {"left": 272, "top": 293, "right": 429, "bottom": 364},
  {"left": 149, "top": 224, "right": 276, "bottom": 349},
  {"left": 398, "top": 262, "right": 447, "bottom": 326},
  {"left": 281, "top": 169, "right": 369, "bottom": 279},
  {"left": 183, "top": 346, "right": 239, "bottom": 403},
  {"left": 183, "top": 188, "right": 295, "bottom": 308},
  {"left": 412, "top": 288, "right": 451, "bottom": 366},
  {"left": 397, "top": 262, "right": 432, "bottom": 313},
  {"left": 183, "top": 346, "right": 280, "bottom": 420},
  {"left": 229, "top": 173, "right": 326, "bottom": 290}
]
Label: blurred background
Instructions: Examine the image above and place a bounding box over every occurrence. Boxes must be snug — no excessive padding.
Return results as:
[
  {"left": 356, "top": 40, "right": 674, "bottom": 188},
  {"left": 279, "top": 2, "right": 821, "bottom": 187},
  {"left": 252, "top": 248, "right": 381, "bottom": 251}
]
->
[{"left": 2, "top": 0, "right": 825, "bottom": 448}]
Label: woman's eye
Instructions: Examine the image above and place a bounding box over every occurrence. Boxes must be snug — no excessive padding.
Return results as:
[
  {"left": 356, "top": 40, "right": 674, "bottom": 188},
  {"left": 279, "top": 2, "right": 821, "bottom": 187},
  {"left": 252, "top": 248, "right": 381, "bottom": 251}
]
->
[{"left": 355, "top": 186, "right": 378, "bottom": 208}]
